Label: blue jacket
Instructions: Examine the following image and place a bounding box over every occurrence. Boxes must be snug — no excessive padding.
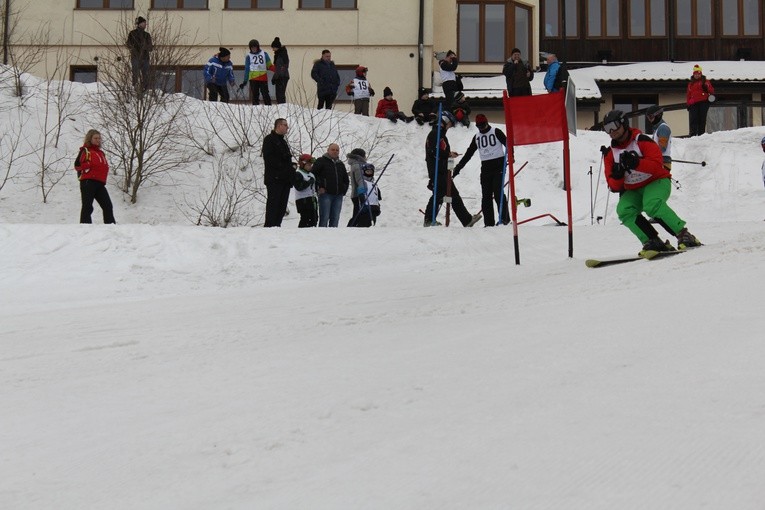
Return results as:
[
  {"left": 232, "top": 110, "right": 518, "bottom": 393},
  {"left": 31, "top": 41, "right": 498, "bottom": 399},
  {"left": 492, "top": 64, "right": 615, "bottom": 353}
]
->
[
  {"left": 544, "top": 61, "right": 561, "bottom": 92},
  {"left": 204, "top": 55, "right": 235, "bottom": 87},
  {"left": 310, "top": 59, "right": 341, "bottom": 97}
]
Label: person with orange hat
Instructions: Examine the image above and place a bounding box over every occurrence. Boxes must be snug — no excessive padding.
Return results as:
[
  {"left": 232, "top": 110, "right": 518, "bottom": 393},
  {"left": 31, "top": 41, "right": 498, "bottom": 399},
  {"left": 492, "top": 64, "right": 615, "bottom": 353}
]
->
[
  {"left": 453, "top": 114, "right": 511, "bottom": 226},
  {"left": 686, "top": 64, "right": 715, "bottom": 136}
]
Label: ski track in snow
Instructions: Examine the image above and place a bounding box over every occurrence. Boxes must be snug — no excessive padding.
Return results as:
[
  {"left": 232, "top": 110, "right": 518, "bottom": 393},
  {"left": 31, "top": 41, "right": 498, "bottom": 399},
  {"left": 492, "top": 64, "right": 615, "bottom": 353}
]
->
[{"left": 2, "top": 76, "right": 765, "bottom": 508}]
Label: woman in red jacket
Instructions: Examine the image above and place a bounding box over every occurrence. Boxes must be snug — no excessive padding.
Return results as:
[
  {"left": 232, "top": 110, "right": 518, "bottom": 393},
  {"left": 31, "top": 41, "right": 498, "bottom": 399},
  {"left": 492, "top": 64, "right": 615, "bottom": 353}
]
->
[
  {"left": 686, "top": 64, "right": 715, "bottom": 136},
  {"left": 74, "top": 129, "right": 116, "bottom": 224}
]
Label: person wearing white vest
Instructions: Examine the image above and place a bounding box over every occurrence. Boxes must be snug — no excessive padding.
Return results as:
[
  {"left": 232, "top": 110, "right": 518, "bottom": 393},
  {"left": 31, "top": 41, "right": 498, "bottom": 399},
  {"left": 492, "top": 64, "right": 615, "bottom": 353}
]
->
[
  {"left": 438, "top": 50, "right": 459, "bottom": 107},
  {"left": 292, "top": 154, "right": 318, "bottom": 228},
  {"left": 453, "top": 114, "right": 511, "bottom": 226},
  {"left": 345, "top": 66, "right": 375, "bottom": 116}
]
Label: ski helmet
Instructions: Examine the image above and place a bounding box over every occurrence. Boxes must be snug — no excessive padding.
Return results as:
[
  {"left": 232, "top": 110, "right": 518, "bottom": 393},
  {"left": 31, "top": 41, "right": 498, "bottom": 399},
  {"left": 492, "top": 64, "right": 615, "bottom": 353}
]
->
[
  {"left": 603, "top": 110, "right": 629, "bottom": 133},
  {"left": 355, "top": 65, "right": 368, "bottom": 75},
  {"left": 362, "top": 163, "right": 375, "bottom": 177},
  {"left": 646, "top": 105, "right": 663, "bottom": 125},
  {"left": 761, "top": 136, "right": 765, "bottom": 146},
  {"left": 441, "top": 111, "right": 457, "bottom": 127},
  {"left": 298, "top": 154, "right": 315, "bottom": 167}
]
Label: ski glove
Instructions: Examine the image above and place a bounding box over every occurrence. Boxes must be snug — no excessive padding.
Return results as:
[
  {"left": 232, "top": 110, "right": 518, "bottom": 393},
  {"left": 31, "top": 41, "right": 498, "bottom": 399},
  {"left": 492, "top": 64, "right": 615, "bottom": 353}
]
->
[
  {"left": 426, "top": 179, "right": 434, "bottom": 191},
  {"left": 239, "top": 82, "right": 246, "bottom": 90},
  {"left": 611, "top": 162, "right": 626, "bottom": 180},
  {"left": 620, "top": 150, "right": 640, "bottom": 171},
  {"left": 599, "top": 145, "right": 610, "bottom": 156}
]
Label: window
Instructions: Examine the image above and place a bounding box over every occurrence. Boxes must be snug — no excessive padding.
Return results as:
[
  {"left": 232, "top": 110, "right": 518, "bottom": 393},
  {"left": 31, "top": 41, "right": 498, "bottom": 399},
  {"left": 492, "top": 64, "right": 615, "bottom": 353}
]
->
[
  {"left": 613, "top": 95, "right": 657, "bottom": 132},
  {"left": 543, "top": 0, "right": 578, "bottom": 37},
  {"left": 71, "top": 66, "right": 98, "bottom": 83},
  {"left": 78, "top": 0, "right": 133, "bottom": 8},
  {"left": 458, "top": 1, "right": 533, "bottom": 63},
  {"left": 299, "top": 0, "right": 356, "bottom": 8},
  {"left": 629, "top": 0, "right": 666, "bottom": 37},
  {"left": 676, "top": 0, "right": 712, "bottom": 36},
  {"left": 152, "top": 0, "right": 207, "bottom": 8},
  {"left": 226, "top": 0, "right": 281, "bottom": 8},
  {"left": 334, "top": 67, "right": 357, "bottom": 101},
  {"left": 721, "top": 0, "right": 761, "bottom": 36},
  {"left": 588, "top": 0, "right": 620, "bottom": 37}
]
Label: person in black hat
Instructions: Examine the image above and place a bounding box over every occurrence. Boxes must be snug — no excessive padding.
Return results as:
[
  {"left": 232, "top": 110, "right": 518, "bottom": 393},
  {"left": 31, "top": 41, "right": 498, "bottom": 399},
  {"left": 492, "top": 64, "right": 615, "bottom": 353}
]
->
[
  {"left": 204, "top": 47, "right": 236, "bottom": 103},
  {"left": 270, "top": 37, "right": 290, "bottom": 104},
  {"left": 453, "top": 114, "right": 511, "bottom": 226},
  {"left": 411, "top": 88, "right": 436, "bottom": 126},
  {"left": 374, "top": 87, "right": 412, "bottom": 123},
  {"left": 126, "top": 16, "right": 153, "bottom": 90}
]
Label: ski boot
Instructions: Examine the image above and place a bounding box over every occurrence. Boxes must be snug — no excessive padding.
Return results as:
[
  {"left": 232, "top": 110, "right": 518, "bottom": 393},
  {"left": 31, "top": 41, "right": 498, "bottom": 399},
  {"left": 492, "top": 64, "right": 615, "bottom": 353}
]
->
[
  {"left": 466, "top": 213, "right": 483, "bottom": 227},
  {"left": 676, "top": 228, "right": 702, "bottom": 249}
]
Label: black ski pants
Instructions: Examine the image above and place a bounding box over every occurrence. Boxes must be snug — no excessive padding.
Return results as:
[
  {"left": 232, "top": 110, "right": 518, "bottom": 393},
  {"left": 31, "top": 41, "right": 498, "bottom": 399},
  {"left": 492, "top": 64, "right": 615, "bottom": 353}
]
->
[
  {"left": 206, "top": 82, "right": 230, "bottom": 103},
  {"left": 249, "top": 80, "right": 272, "bottom": 105},
  {"left": 480, "top": 160, "right": 510, "bottom": 226},
  {"left": 264, "top": 180, "right": 292, "bottom": 227},
  {"left": 295, "top": 196, "right": 318, "bottom": 228},
  {"left": 688, "top": 101, "right": 710, "bottom": 136},
  {"left": 80, "top": 179, "right": 116, "bottom": 224},
  {"left": 423, "top": 170, "right": 472, "bottom": 226}
]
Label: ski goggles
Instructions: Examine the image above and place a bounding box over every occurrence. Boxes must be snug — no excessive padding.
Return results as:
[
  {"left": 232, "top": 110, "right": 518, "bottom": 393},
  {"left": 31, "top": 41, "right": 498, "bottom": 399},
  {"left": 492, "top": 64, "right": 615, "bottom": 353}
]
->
[{"left": 603, "top": 120, "right": 623, "bottom": 133}]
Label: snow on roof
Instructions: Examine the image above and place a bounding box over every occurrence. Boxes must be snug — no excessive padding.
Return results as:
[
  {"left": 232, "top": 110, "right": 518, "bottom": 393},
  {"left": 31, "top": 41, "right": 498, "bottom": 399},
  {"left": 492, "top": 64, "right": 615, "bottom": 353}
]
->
[{"left": 436, "top": 61, "right": 765, "bottom": 101}]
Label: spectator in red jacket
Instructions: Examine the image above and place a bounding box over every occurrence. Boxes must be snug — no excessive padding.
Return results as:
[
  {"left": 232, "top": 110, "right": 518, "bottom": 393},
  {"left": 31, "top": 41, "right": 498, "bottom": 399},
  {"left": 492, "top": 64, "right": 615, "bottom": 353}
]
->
[
  {"left": 375, "top": 87, "right": 413, "bottom": 123},
  {"left": 74, "top": 129, "right": 116, "bottom": 224},
  {"left": 686, "top": 64, "right": 715, "bottom": 136}
]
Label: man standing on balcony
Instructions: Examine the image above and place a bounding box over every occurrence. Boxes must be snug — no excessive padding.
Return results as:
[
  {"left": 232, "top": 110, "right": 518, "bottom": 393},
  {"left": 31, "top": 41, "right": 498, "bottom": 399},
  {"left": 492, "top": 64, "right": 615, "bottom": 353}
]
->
[{"left": 126, "top": 16, "right": 152, "bottom": 90}]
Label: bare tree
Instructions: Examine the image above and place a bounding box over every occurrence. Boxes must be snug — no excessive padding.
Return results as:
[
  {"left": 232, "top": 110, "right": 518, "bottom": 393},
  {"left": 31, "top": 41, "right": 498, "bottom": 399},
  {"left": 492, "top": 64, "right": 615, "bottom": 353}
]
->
[
  {"left": 0, "top": 110, "right": 34, "bottom": 194},
  {"left": 0, "top": 3, "right": 51, "bottom": 98},
  {"left": 182, "top": 152, "right": 264, "bottom": 227},
  {"left": 33, "top": 42, "right": 85, "bottom": 203},
  {"left": 89, "top": 11, "right": 203, "bottom": 203}
]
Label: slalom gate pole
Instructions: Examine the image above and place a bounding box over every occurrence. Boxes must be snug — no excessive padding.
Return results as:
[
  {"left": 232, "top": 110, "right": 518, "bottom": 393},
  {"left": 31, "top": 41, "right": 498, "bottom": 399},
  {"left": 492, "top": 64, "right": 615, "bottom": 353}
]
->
[
  {"left": 349, "top": 154, "right": 395, "bottom": 227},
  {"left": 589, "top": 165, "right": 594, "bottom": 225},
  {"left": 430, "top": 103, "right": 444, "bottom": 226}
]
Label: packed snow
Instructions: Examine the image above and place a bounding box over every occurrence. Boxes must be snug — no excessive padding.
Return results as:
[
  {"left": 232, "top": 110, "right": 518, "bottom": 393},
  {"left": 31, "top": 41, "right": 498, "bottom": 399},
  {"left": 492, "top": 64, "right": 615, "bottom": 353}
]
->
[{"left": 2, "top": 72, "right": 765, "bottom": 509}]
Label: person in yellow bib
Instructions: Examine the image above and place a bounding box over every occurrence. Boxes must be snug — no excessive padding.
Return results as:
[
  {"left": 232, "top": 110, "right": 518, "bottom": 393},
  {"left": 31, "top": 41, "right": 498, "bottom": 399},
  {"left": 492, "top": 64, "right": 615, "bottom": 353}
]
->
[{"left": 239, "top": 39, "right": 275, "bottom": 105}]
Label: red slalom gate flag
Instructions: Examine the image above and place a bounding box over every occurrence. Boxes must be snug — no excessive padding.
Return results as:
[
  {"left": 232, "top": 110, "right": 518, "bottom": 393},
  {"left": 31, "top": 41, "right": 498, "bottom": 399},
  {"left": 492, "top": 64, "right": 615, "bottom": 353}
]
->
[{"left": 503, "top": 91, "right": 568, "bottom": 146}]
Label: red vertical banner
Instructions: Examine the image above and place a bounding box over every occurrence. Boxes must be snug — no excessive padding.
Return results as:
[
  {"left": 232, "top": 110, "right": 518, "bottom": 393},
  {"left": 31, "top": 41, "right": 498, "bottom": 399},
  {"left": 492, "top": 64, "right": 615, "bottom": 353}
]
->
[{"left": 503, "top": 91, "right": 573, "bottom": 263}]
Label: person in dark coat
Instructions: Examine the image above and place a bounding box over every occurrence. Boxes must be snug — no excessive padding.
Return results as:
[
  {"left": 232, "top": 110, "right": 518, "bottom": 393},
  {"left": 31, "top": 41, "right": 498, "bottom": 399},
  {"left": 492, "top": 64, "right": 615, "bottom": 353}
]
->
[
  {"left": 412, "top": 88, "right": 437, "bottom": 126},
  {"left": 502, "top": 48, "right": 534, "bottom": 96},
  {"left": 310, "top": 49, "right": 341, "bottom": 110},
  {"left": 422, "top": 112, "right": 482, "bottom": 228},
  {"left": 312, "top": 143, "right": 349, "bottom": 227},
  {"left": 126, "top": 16, "right": 153, "bottom": 90},
  {"left": 261, "top": 118, "right": 294, "bottom": 227},
  {"left": 270, "top": 37, "right": 290, "bottom": 104}
]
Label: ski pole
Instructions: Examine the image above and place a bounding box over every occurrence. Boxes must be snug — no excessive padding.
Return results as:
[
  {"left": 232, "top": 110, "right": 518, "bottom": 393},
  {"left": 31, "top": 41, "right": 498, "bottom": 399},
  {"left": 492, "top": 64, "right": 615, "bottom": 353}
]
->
[
  {"left": 589, "top": 165, "right": 594, "bottom": 225},
  {"left": 431, "top": 103, "right": 443, "bottom": 226},
  {"left": 349, "top": 154, "right": 394, "bottom": 228},
  {"left": 671, "top": 158, "right": 706, "bottom": 166},
  {"left": 496, "top": 144, "right": 509, "bottom": 226}
]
